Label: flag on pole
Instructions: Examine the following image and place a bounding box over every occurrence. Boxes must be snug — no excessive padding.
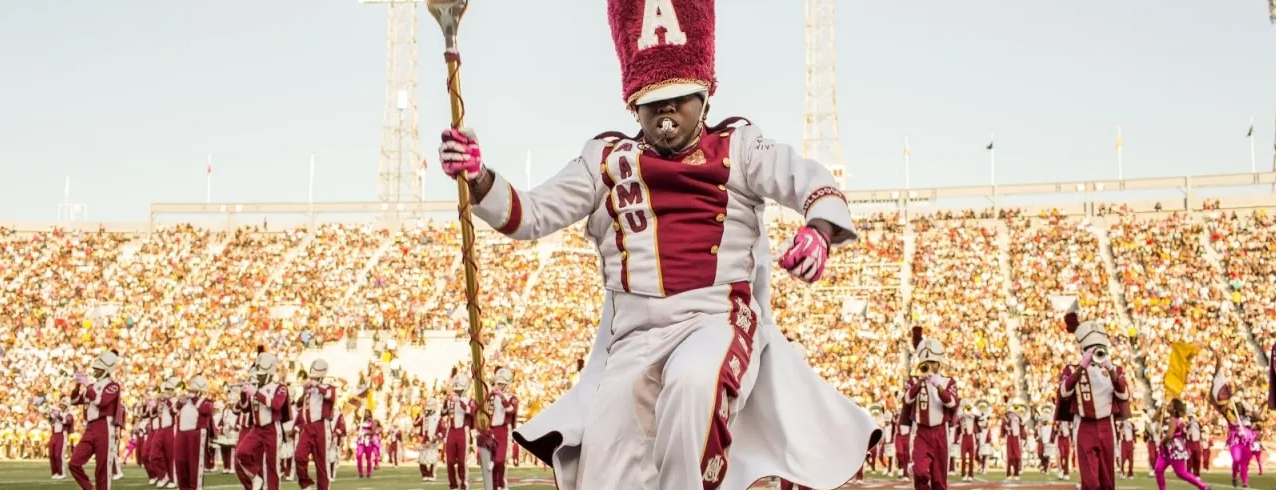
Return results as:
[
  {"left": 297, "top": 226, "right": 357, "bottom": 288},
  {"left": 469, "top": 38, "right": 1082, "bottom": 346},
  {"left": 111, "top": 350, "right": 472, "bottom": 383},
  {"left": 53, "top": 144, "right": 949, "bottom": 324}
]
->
[
  {"left": 206, "top": 156, "right": 212, "bottom": 176},
  {"left": 1248, "top": 124, "right": 1254, "bottom": 137},
  {"left": 1115, "top": 133, "right": 1123, "bottom": 151},
  {"left": 903, "top": 141, "right": 911, "bottom": 156},
  {"left": 985, "top": 139, "right": 994, "bottom": 150},
  {"left": 1164, "top": 341, "right": 1201, "bottom": 402},
  {"left": 421, "top": 158, "right": 429, "bottom": 169}
]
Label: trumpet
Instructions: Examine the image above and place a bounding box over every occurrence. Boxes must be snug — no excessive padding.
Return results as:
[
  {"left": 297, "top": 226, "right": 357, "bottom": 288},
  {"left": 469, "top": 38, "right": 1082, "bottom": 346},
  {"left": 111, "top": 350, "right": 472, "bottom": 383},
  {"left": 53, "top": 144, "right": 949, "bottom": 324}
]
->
[
  {"left": 913, "top": 363, "right": 932, "bottom": 377},
  {"left": 1092, "top": 346, "right": 1109, "bottom": 362}
]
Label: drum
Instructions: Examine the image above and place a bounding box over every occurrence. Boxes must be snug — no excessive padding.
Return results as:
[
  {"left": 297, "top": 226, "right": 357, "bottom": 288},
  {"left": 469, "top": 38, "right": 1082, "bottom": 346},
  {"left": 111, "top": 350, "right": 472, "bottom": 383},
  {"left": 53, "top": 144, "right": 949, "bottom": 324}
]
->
[
  {"left": 979, "top": 443, "right": 993, "bottom": 457},
  {"left": 884, "top": 443, "right": 896, "bottom": 455},
  {"left": 1045, "top": 444, "right": 1059, "bottom": 459}
]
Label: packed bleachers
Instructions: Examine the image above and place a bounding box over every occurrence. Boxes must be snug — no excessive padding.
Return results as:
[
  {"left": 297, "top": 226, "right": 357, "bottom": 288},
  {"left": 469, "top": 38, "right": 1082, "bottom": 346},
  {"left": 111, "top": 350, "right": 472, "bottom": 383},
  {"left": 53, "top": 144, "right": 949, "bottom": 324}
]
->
[{"left": 2, "top": 207, "right": 1274, "bottom": 456}]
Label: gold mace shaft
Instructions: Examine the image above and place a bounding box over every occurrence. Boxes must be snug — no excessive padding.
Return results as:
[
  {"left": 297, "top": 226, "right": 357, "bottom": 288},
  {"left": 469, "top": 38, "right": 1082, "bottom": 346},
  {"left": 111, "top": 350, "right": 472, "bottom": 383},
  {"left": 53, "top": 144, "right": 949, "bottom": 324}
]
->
[{"left": 443, "top": 55, "right": 489, "bottom": 433}]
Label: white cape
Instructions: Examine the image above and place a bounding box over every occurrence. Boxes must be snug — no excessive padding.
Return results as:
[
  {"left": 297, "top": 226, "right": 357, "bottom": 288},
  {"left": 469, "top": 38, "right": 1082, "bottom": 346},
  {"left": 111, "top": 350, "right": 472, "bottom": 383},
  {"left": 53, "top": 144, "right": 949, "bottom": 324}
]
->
[{"left": 514, "top": 233, "right": 882, "bottom": 490}]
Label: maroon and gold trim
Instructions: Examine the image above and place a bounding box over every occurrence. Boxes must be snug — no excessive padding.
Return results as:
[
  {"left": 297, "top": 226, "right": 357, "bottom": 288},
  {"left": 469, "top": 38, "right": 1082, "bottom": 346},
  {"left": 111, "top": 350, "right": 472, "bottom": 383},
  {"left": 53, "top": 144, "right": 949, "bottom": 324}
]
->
[
  {"left": 802, "top": 185, "right": 847, "bottom": 217},
  {"left": 495, "top": 183, "right": 524, "bottom": 236},
  {"left": 599, "top": 145, "right": 631, "bottom": 293},
  {"left": 698, "top": 282, "right": 757, "bottom": 489}
]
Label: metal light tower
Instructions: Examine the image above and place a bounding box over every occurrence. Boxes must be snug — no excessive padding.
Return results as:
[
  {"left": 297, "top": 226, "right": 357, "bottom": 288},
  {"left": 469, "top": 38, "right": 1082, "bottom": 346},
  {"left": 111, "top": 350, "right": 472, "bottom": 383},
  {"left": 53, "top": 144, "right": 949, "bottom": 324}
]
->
[
  {"left": 362, "top": 0, "right": 426, "bottom": 217},
  {"left": 803, "top": 0, "right": 847, "bottom": 189}
]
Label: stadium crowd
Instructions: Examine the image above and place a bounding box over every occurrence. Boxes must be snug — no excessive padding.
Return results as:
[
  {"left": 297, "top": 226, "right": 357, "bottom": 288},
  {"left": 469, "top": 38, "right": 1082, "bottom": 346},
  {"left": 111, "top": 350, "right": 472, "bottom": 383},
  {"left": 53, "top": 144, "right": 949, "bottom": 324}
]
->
[{"left": 1, "top": 207, "right": 1273, "bottom": 460}]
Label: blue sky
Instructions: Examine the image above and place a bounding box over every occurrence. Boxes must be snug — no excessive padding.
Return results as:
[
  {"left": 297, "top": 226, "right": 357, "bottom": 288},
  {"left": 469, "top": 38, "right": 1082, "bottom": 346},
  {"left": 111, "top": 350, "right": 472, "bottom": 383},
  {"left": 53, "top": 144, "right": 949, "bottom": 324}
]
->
[{"left": 1, "top": 1, "right": 1273, "bottom": 222}]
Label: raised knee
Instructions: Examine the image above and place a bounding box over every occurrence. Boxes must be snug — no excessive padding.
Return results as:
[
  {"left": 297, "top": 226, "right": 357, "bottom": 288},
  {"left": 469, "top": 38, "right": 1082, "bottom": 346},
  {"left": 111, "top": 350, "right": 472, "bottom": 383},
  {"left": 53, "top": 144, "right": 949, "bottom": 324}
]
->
[{"left": 664, "top": 362, "right": 722, "bottom": 398}]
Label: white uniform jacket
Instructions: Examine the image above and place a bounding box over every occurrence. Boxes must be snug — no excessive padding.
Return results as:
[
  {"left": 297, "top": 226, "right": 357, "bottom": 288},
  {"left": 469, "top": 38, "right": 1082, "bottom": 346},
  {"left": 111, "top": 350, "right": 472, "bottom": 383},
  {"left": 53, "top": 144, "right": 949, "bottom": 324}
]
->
[{"left": 498, "top": 120, "right": 880, "bottom": 490}]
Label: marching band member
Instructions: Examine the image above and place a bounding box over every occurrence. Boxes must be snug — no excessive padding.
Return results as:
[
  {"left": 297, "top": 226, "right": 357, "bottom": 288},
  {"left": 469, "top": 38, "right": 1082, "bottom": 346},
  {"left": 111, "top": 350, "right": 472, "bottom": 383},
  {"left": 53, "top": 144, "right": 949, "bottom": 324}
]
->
[
  {"left": 113, "top": 397, "right": 128, "bottom": 480},
  {"left": 957, "top": 401, "right": 978, "bottom": 482},
  {"left": 1055, "top": 299, "right": 1130, "bottom": 490},
  {"left": 68, "top": 349, "right": 123, "bottom": 490},
  {"left": 878, "top": 403, "right": 897, "bottom": 478},
  {"left": 151, "top": 377, "right": 180, "bottom": 488},
  {"left": 49, "top": 398, "right": 74, "bottom": 480},
  {"left": 1118, "top": 411, "right": 1137, "bottom": 479},
  {"left": 486, "top": 367, "right": 519, "bottom": 490},
  {"left": 327, "top": 405, "right": 347, "bottom": 481},
  {"left": 1152, "top": 399, "right": 1210, "bottom": 490},
  {"left": 438, "top": 372, "right": 475, "bottom": 490},
  {"left": 976, "top": 400, "right": 993, "bottom": 475},
  {"left": 213, "top": 400, "right": 237, "bottom": 474},
  {"left": 174, "top": 375, "right": 213, "bottom": 490},
  {"left": 1185, "top": 406, "right": 1203, "bottom": 477},
  {"left": 126, "top": 405, "right": 145, "bottom": 469},
  {"left": 415, "top": 399, "right": 442, "bottom": 482},
  {"left": 387, "top": 421, "right": 403, "bottom": 467},
  {"left": 1001, "top": 398, "right": 1027, "bottom": 482},
  {"left": 234, "top": 348, "right": 291, "bottom": 490},
  {"left": 1144, "top": 411, "right": 1159, "bottom": 478},
  {"left": 295, "top": 359, "right": 337, "bottom": 490},
  {"left": 1208, "top": 356, "right": 1257, "bottom": 488},
  {"left": 355, "top": 409, "right": 377, "bottom": 479},
  {"left": 279, "top": 387, "right": 299, "bottom": 482},
  {"left": 895, "top": 403, "right": 912, "bottom": 481},
  {"left": 902, "top": 327, "right": 960, "bottom": 490},
  {"left": 1036, "top": 404, "right": 1057, "bottom": 475},
  {"left": 452, "top": 2, "right": 879, "bottom": 489},
  {"left": 867, "top": 404, "right": 885, "bottom": 475}
]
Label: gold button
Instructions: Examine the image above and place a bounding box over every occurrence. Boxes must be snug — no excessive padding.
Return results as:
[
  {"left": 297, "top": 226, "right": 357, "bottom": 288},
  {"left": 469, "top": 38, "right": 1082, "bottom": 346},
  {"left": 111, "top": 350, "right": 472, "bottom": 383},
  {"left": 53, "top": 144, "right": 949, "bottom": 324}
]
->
[
  {"left": 621, "top": 251, "right": 629, "bottom": 260},
  {"left": 715, "top": 214, "right": 725, "bottom": 222},
  {"left": 600, "top": 164, "right": 607, "bottom": 174},
  {"left": 710, "top": 245, "right": 719, "bottom": 254},
  {"left": 717, "top": 184, "right": 726, "bottom": 191},
  {"left": 605, "top": 142, "right": 615, "bottom": 148},
  {"left": 719, "top": 132, "right": 730, "bottom": 138},
  {"left": 722, "top": 158, "right": 731, "bottom": 168},
  {"left": 611, "top": 222, "right": 620, "bottom": 231}
]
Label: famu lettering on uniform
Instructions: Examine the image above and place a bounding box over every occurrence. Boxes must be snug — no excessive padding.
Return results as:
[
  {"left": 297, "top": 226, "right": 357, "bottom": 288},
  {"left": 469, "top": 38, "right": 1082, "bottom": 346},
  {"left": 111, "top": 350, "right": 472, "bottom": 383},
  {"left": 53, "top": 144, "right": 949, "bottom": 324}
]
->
[{"left": 639, "top": 0, "right": 687, "bottom": 49}]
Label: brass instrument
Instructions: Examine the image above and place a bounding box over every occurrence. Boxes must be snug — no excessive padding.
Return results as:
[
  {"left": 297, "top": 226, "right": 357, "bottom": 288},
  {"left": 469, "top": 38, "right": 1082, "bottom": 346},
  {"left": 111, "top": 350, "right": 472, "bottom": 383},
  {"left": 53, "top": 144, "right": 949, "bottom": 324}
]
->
[
  {"left": 913, "top": 362, "right": 932, "bottom": 377},
  {"left": 1092, "top": 345, "right": 1109, "bottom": 362}
]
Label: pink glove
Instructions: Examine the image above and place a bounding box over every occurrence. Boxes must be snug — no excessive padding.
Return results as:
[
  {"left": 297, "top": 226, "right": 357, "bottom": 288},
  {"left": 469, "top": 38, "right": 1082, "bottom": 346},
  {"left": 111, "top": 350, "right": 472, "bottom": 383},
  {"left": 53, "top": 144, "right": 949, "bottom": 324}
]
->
[
  {"left": 438, "top": 128, "right": 486, "bottom": 181},
  {"left": 305, "top": 380, "right": 317, "bottom": 389},
  {"left": 1101, "top": 359, "right": 1114, "bottom": 372},
  {"left": 927, "top": 374, "right": 943, "bottom": 387},
  {"left": 777, "top": 226, "right": 830, "bottom": 283},
  {"left": 242, "top": 384, "right": 258, "bottom": 398},
  {"left": 74, "top": 373, "right": 91, "bottom": 385},
  {"left": 146, "top": 399, "right": 157, "bottom": 409},
  {"left": 1080, "top": 349, "right": 1095, "bottom": 368}
]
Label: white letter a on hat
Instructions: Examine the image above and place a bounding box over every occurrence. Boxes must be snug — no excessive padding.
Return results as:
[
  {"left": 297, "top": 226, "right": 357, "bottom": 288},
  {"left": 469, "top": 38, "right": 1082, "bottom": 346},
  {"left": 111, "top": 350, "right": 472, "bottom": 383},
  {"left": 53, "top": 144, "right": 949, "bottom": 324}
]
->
[{"left": 638, "top": 0, "right": 687, "bottom": 50}]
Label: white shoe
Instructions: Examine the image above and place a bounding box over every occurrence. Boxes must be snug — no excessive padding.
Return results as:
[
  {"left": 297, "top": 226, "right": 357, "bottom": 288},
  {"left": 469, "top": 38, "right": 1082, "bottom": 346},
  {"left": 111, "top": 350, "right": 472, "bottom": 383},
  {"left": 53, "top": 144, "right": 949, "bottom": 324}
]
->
[
  {"left": 52, "top": 476, "right": 59, "bottom": 480},
  {"left": 251, "top": 475, "right": 264, "bottom": 490},
  {"left": 157, "top": 478, "right": 169, "bottom": 487},
  {"left": 166, "top": 482, "right": 177, "bottom": 488},
  {"left": 113, "top": 473, "right": 124, "bottom": 481},
  {"left": 148, "top": 478, "right": 157, "bottom": 485}
]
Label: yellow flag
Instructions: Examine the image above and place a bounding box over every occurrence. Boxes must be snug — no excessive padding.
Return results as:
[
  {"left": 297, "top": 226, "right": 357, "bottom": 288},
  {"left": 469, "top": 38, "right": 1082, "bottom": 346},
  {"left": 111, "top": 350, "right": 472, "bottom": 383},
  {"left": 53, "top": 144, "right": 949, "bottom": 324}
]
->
[{"left": 1164, "top": 342, "right": 1201, "bottom": 401}]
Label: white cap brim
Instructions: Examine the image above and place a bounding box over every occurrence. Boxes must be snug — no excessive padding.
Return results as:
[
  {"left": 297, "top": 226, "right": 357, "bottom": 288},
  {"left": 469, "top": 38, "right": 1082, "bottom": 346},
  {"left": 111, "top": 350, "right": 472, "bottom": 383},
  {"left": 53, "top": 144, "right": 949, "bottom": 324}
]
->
[{"left": 633, "top": 83, "right": 709, "bottom": 106}]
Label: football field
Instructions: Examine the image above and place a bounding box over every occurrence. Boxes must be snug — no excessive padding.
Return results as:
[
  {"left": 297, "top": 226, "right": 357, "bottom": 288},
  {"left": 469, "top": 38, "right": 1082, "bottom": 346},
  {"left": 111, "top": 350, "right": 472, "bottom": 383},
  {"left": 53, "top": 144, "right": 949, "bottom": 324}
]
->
[{"left": 0, "top": 461, "right": 1270, "bottom": 490}]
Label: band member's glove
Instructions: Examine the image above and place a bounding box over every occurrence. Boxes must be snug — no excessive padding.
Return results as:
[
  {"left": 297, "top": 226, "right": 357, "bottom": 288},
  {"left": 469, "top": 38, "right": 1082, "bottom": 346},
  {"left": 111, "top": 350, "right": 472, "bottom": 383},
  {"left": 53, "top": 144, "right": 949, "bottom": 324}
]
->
[
  {"left": 147, "top": 398, "right": 157, "bottom": 409},
  {"left": 242, "top": 383, "right": 258, "bottom": 398},
  {"left": 305, "top": 380, "right": 317, "bottom": 389},
  {"left": 927, "top": 374, "right": 943, "bottom": 387},
  {"left": 778, "top": 226, "right": 830, "bottom": 283},
  {"left": 439, "top": 128, "right": 486, "bottom": 181},
  {"left": 1101, "top": 359, "right": 1114, "bottom": 372},
  {"left": 1080, "top": 349, "right": 1095, "bottom": 369},
  {"left": 74, "top": 373, "right": 91, "bottom": 385}
]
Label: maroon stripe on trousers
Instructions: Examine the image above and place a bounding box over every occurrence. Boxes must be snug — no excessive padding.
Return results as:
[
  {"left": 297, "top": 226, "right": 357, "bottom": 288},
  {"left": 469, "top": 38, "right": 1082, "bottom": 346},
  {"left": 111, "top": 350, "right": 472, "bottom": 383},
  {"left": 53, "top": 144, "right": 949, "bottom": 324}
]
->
[{"left": 698, "top": 282, "right": 757, "bottom": 489}]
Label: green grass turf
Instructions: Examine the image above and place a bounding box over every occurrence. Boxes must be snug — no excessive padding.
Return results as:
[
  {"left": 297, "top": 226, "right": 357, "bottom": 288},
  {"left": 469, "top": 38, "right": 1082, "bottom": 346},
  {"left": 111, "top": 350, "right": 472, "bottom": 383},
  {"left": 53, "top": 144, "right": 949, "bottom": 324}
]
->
[{"left": 0, "top": 461, "right": 1271, "bottom": 489}]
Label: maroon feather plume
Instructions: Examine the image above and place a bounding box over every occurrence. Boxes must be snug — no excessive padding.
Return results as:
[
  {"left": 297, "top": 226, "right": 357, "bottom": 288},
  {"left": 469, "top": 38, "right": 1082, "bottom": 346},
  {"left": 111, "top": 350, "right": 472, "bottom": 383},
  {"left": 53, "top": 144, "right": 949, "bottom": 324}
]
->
[
  {"left": 1064, "top": 312, "right": 1080, "bottom": 333},
  {"left": 911, "top": 326, "right": 924, "bottom": 350},
  {"left": 256, "top": 345, "right": 266, "bottom": 354}
]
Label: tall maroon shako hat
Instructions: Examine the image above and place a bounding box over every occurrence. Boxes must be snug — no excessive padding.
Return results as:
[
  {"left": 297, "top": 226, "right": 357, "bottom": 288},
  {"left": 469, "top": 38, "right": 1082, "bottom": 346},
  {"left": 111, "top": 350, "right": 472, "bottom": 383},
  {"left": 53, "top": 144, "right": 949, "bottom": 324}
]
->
[{"left": 609, "top": 0, "right": 716, "bottom": 108}]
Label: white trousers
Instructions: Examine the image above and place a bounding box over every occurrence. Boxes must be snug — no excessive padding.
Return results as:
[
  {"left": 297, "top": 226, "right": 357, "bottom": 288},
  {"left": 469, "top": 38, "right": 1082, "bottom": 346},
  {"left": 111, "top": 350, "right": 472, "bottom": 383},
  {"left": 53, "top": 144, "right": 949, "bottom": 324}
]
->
[{"left": 577, "top": 282, "right": 761, "bottom": 490}]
